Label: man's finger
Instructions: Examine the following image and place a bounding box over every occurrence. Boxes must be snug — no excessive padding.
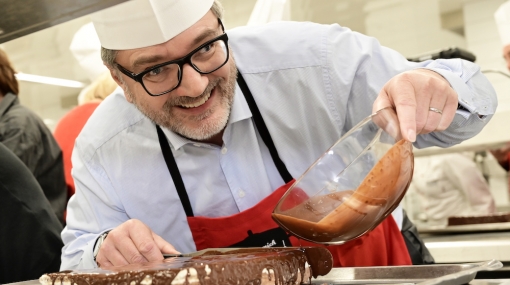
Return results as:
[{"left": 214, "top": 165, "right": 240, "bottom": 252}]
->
[
  {"left": 420, "top": 111, "right": 441, "bottom": 134},
  {"left": 129, "top": 222, "right": 164, "bottom": 262},
  {"left": 102, "top": 246, "right": 130, "bottom": 267},
  {"left": 152, "top": 233, "right": 180, "bottom": 254},
  {"left": 97, "top": 259, "right": 114, "bottom": 268},
  {"left": 388, "top": 79, "right": 417, "bottom": 142},
  {"left": 114, "top": 234, "right": 150, "bottom": 264},
  {"left": 436, "top": 90, "right": 458, "bottom": 131}
]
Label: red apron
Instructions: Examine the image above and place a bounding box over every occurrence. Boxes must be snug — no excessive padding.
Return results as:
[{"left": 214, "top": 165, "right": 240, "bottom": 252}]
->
[
  {"left": 157, "top": 72, "right": 411, "bottom": 267},
  {"left": 187, "top": 179, "right": 411, "bottom": 267}
]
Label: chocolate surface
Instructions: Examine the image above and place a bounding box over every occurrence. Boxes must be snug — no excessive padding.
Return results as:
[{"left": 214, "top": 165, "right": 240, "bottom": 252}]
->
[
  {"left": 41, "top": 247, "right": 332, "bottom": 285},
  {"left": 447, "top": 212, "right": 510, "bottom": 226}
]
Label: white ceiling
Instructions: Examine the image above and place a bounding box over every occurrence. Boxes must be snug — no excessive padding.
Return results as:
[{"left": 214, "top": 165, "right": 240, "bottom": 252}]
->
[{"left": 0, "top": 0, "right": 466, "bottom": 129}]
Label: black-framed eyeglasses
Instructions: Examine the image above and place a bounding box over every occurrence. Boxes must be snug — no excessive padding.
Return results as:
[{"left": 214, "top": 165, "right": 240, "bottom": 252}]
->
[{"left": 115, "top": 20, "right": 229, "bottom": 97}]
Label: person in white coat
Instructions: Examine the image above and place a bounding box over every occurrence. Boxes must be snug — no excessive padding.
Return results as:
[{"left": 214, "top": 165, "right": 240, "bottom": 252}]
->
[{"left": 404, "top": 153, "right": 496, "bottom": 227}]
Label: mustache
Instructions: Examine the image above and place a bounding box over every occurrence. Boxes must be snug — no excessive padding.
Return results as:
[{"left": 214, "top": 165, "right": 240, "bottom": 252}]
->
[{"left": 168, "top": 78, "right": 221, "bottom": 106}]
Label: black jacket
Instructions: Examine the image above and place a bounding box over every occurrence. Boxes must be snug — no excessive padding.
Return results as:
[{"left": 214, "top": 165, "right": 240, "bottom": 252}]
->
[
  {"left": 0, "top": 142, "right": 63, "bottom": 283},
  {"left": 0, "top": 93, "right": 66, "bottom": 225}
]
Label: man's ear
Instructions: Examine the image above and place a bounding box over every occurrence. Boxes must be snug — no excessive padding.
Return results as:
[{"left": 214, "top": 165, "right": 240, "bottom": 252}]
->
[
  {"left": 107, "top": 66, "right": 122, "bottom": 86},
  {"left": 107, "top": 66, "right": 133, "bottom": 103}
]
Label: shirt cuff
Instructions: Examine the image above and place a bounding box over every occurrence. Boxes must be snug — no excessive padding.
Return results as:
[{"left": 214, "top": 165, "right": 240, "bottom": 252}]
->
[
  {"left": 84, "top": 229, "right": 113, "bottom": 269},
  {"left": 421, "top": 67, "right": 489, "bottom": 118},
  {"left": 82, "top": 234, "right": 100, "bottom": 269}
]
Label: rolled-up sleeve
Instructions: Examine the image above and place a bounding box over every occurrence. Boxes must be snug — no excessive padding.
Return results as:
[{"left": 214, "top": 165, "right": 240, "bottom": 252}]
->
[{"left": 416, "top": 59, "right": 497, "bottom": 148}]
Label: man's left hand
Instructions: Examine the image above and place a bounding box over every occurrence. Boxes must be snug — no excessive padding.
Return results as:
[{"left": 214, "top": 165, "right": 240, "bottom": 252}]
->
[{"left": 373, "top": 69, "right": 458, "bottom": 142}]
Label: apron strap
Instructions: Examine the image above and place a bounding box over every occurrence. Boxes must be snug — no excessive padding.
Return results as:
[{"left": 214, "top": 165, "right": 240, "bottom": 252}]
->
[
  {"left": 156, "top": 125, "right": 194, "bottom": 217},
  {"left": 156, "top": 70, "right": 293, "bottom": 217},
  {"left": 236, "top": 72, "right": 293, "bottom": 184}
]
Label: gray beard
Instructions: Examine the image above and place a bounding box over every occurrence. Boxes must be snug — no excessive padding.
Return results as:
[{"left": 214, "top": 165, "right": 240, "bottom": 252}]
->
[{"left": 125, "top": 63, "right": 238, "bottom": 141}]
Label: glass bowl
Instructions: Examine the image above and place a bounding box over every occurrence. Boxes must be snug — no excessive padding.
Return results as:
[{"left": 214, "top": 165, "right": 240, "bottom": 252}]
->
[{"left": 272, "top": 107, "right": 414, "bottom": 244}]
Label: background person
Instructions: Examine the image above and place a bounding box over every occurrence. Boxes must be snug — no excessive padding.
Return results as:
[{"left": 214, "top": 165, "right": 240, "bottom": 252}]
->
[
  {"left": 54, "top": 23, "right": 118, "bottom": 209},
  {"left": 54, "top": 72, "right": 117, "bottom": 203},
  {"left": 61, "top": 0, "right": 497, "bottom": 270},
  {"left": 0, "top": 48, "right": 67, "bottom": 225},
  {"left": 404, "top": 152, "right": 497, "bottom": 227},
  {"left": 0, "top": 142, "right": 63, "bottom": 284}
]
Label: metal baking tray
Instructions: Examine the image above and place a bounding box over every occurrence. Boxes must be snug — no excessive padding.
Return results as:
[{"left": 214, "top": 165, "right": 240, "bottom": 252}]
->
[{"left": 311, "top": 260, "right": 502, "bottom": 285}]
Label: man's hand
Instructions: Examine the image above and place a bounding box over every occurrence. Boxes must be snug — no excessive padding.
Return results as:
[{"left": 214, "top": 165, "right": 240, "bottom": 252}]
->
[
  {"left": 95, "top": 219, "right": 180, "bottom": 267},
  {"left": 373, "top": 69, "right": 458, "bottom": 142}
]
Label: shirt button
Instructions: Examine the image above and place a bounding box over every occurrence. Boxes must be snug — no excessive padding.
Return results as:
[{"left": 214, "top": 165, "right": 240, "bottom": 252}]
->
[
  {"left": 221, "top": 147, "right": 228, "bottom": 154},
  {"left": 238, "top": 190, "right": 245, "bottom": 198}
]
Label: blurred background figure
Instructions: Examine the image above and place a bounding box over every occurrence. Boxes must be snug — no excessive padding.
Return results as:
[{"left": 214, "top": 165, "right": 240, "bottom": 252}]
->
[
  {"left": 53, "top": 72, "right": 117, "bottom": 201},
  {"left": 0, "top": 142, "right": 63, "bottom": 283},
  {"left": 0, "top": 48, "right": 67, "bottom": 225},
  {"left": 53, "top": 23, "right": 117, "bottom": 206},
  {"left": 404, "top": 152, "right": 497, "bottom": 227},
  {"left": 490, "top": 1, "right": 510, "bottom": 198},
  {"left": 490, "top": 142, "right": 510, "bottom": 173}
]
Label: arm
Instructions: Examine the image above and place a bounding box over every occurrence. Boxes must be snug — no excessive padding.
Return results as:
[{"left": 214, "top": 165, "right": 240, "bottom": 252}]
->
[
  {"left": 61, "top": 143, "right": 178, "bottom": 270},
  {"left": 375, "top": 61, "right": 497, "bottom": 148},
  {"left": 325, "top": 25, "right": 497, "bottom": 147}
]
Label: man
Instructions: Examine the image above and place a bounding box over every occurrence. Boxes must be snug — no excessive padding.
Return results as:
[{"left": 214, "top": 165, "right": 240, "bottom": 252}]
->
[
  {"left": 0, "top": 48, "right": 67, "bottom": 225},
  {"left": 62, "top": 0, "right": 497, "bottom": 269},
  {"left": 0, "top": 142, "right": 63, "bottom": 283}
]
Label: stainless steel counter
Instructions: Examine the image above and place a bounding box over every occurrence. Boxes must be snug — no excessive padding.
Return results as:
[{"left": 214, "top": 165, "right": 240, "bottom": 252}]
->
[{"left": 423, "top": 231, "right": 510, "bottom": 263}]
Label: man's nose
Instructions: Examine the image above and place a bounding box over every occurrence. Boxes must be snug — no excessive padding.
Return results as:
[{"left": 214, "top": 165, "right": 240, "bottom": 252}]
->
[{"left": 172, "top": 63, "right": 208, "bottom": 97}]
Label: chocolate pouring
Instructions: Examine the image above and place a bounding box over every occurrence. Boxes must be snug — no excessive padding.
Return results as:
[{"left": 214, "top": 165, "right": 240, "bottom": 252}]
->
[
  {"left": 272, "top": 139, "right": 414, "bottom": 243},
  {"left": 40, "top": 247, "right": 333, "bottom": 285}
]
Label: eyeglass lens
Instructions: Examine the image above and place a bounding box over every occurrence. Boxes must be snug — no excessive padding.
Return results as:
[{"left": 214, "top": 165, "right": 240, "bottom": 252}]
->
[{"left": 142, "top": 38, "right": 228, "bottom": 95}]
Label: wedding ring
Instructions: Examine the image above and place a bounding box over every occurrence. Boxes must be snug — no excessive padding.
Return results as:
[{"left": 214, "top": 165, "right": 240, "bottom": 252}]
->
[{"left": 429, "top": 107, "right": 443, "bottom": 115}]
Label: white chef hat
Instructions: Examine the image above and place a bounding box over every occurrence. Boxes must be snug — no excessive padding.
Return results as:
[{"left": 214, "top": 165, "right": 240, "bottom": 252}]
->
[
  {"left": 91, "top": 0, "right": 214, "bottom": 50},
  {"left": 69, "top": 22, "right": 107, "bottom": 82},
  {"left": 495, "top": 1, "right": 510, "bottom": 46}
]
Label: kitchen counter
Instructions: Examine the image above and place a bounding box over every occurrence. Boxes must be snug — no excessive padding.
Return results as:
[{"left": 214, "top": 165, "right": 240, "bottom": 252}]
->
[
  {"left": 423, "top": 231, "right": 510, "bottom": 263},
  {"left": 423, "top": 231, "right": 510, "bottom": 278}
]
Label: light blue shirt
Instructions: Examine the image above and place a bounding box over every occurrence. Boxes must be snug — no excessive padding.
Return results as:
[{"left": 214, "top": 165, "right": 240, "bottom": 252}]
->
[{"left": 61, "top": 21, "right": 497, "bottom": 269}]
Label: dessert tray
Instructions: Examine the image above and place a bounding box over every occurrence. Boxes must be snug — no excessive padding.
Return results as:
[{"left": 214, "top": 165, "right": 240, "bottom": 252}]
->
[
  {"left": 417, "top": 222, "right": 510, "bottom": 234},
  {"left": 311, "top": 260, "right": 502, "bottom": 285}
]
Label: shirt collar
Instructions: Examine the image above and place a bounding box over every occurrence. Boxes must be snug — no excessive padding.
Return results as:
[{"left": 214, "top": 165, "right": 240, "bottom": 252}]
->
[
  {"left": 164, "top": 84, "right": 252, "bottom": 150},
  {"left": 0, "top": 93, "right": 19, "bottom": 117}
]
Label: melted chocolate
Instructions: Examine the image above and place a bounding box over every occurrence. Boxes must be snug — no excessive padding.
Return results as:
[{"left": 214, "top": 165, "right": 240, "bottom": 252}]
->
[
  {"left": 41, "top": 247, "right": 332, "bottom": 285},
  {"left": 272, "top": 140, "right": 413, "bottom": 243}
]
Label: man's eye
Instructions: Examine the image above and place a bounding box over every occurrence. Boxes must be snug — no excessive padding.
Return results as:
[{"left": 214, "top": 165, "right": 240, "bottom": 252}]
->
[
  {"left": 199, "top": 43, "right": 214, "bottom": 54},
  {"left": 148, "top": 67, "right": 163, "bottom": 76}
]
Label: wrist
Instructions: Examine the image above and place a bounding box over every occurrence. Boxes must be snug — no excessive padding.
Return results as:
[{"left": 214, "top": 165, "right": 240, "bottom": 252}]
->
[{"left": 93, "top": 230, "right": 111, "bottom": 263}]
